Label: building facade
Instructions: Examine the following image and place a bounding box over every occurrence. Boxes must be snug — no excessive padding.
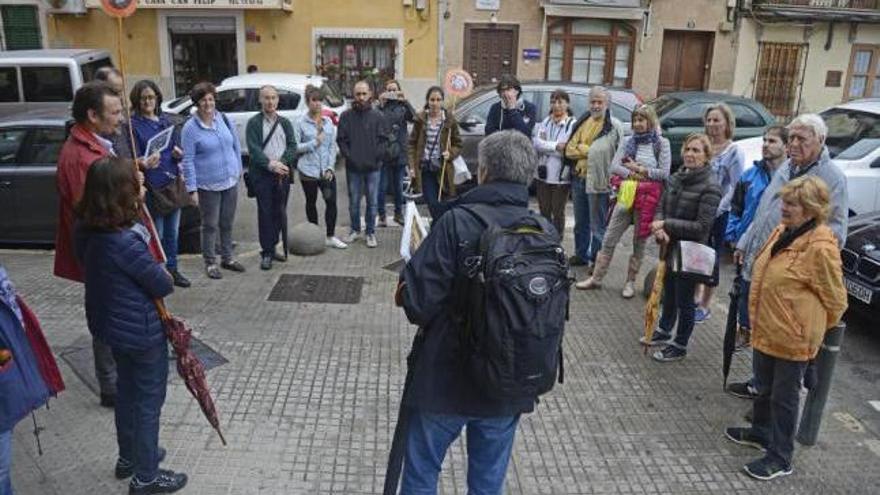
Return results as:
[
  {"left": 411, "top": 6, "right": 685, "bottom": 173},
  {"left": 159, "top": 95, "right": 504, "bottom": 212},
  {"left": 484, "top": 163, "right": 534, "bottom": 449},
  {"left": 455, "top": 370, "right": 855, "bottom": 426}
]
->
[{"left": 44, "top": 0, "right": 439, "bottom": 98}]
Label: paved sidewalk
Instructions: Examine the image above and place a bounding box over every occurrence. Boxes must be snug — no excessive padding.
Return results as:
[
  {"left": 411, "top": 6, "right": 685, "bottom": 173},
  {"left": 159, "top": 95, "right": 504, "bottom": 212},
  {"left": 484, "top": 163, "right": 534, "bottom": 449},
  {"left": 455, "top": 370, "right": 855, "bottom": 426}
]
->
[{"left": 4, "top": 196, "right": 880, "bottom": 494}]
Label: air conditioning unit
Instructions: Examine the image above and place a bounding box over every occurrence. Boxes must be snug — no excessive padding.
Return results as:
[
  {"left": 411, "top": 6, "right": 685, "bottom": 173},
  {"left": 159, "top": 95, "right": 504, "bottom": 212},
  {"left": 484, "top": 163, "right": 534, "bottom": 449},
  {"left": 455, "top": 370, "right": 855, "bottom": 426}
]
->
[{"left": 44, "top": 0, "right": 87, "bottom": 15}]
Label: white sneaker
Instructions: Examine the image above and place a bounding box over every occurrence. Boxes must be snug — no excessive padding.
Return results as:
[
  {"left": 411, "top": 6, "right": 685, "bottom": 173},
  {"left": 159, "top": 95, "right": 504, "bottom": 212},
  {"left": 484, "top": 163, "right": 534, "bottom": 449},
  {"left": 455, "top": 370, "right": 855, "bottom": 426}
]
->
[
  {"left": 621, "top": 281, "right": 635, "bottom": 299},
  {"left": 344, "top": 231, "right": 361, "bottom": 244},
  {"left": 325, "top": 236, "right": 348, "bottom": 249},
  {"left": 365, "top": 234, "right": 378, "bottom": 248}
]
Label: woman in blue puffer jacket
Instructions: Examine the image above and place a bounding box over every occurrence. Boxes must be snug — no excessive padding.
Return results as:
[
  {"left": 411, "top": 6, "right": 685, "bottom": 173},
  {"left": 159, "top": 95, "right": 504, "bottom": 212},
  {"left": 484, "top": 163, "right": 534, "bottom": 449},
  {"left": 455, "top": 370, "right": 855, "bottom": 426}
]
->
[{"left": 74, "top": 157, "right": 188, "bottom": 494}]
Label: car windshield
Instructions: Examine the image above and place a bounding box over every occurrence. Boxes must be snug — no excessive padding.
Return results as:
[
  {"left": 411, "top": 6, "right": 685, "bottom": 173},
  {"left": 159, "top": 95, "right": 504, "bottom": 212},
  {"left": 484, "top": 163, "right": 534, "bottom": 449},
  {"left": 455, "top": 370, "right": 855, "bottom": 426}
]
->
[
  {"left": 822, "top": 108, "right": 880, "bottom": 158},
  {"left": 167, "top": 95, "right": 189, "bottom": 108},
  {"left": 321, "top": 82, "right": 344, "bottom": 108},
  {"left": 647, "top": 95, "right": 682, "bottom": 117},
  {"left": 835, "top": 138, "right": 880, "bottom": 161}
]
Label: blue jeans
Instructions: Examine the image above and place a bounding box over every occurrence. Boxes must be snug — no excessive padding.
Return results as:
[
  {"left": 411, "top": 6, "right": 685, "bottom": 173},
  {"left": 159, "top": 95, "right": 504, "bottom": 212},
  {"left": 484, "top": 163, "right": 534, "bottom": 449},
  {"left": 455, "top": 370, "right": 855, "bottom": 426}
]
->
[
  {"left": 751, "top": 350, "right": 807, "bottom": 467},
  {"left": 113, "top": 344, "right": 169, "bottom": 482},
  {"left": 657, "top": 271, "right": 698, "bottom": 349},
  {"left": 151, "top": 207, "right": 181, "bottom": 271},
  {"left": 0, "top": 429, "right": 11, "bottom": 495},
  {"left": 402, "top": 412, "right": 519, "bottom": 495},
  {"left": 379, "top": 161, "right": 406, "bottom": 219},
  {"left": 346, "top": 168, "right": 380, "bottom": 235},
  {"left": 571, "top": 180, "right": 609, "bottom": 263}
]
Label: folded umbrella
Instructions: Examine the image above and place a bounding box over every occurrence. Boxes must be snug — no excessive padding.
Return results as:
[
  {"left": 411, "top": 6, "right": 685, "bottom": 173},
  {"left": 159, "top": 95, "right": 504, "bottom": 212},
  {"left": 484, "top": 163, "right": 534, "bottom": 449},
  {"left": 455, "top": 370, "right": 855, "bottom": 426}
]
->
[
  {"left": 155, "top": 299, "right": 227, "bottom": 446},
  {"left": 643, "top": 243, "right": 668, "bottom": 355},
  {"left": 722, "top": 263, "right": 744, "bottom": 388}
]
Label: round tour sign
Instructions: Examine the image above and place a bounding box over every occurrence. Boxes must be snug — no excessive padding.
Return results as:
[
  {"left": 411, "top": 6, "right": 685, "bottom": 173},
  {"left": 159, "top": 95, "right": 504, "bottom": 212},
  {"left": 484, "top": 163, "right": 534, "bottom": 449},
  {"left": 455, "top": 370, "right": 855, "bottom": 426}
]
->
[
  {"left": 101, "top": 0, "right": 137, "bottom": 18},
  {"left": 444, "top": 69, "right": 473, "bottom": 98}
]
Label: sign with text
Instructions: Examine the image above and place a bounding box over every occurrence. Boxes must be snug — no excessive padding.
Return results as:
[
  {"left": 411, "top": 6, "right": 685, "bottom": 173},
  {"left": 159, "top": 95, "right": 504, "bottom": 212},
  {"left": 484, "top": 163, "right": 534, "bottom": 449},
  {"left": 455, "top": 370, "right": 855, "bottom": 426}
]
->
[
  {"left": 522, "top": 48, "right": 541, "bottom": 60},
  {"left": 475, "top": 0, "right": 500, "bottom": 10},
  {"left": 86, "top": 0, "right": 292, "bottom": 10}
]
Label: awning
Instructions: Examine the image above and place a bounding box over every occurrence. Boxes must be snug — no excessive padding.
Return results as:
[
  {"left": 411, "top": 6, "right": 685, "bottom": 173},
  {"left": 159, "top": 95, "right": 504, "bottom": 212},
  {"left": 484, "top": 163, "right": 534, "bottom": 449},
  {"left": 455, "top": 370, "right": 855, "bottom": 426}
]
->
[
  {"left": 84, "top": 0, "right": 292, "bottom": 11},
  {"left": 540, "top": 0, "right": 646, "bottom": 20}
]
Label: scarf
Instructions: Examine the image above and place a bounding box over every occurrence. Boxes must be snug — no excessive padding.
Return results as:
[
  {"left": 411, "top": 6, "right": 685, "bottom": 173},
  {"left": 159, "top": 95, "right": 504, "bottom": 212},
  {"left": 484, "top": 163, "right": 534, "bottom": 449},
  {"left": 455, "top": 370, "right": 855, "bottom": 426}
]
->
[
  {"left": 624, "top": 129, "right": 661, "bottom": 161},
  {"left": 771, "top": 218, "right": 817, "bottom": 258}
]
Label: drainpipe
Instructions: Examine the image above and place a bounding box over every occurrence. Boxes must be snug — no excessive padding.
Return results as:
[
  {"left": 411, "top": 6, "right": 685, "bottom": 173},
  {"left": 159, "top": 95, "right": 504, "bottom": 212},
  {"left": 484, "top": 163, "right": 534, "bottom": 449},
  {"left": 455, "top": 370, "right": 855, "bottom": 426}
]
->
[{"left": 438, "top": 0, "right": 446, "bottom": 81}]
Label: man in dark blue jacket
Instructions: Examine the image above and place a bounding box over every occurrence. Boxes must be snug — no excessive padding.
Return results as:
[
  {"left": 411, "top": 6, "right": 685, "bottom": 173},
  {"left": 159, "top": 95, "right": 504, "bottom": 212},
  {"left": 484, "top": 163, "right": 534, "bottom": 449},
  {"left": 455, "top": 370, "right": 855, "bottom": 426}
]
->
[
  {"left": 395, "top": 130, "right": 539, "bottom": 494},
  {"left": 484, "top": 75, "right": 537, "bottom": 137}
]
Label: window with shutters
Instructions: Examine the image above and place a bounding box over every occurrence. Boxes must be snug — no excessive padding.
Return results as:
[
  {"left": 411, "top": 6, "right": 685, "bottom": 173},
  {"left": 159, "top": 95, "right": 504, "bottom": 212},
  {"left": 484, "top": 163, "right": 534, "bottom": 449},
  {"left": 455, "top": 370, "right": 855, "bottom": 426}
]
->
[
  {"left": 753, "top": 42, "right": 805, "bottom": 120},
  {"left": 317, "top": 37, "right": 397, "bottom": 98},
  {"left": 545, "top": 18, "right": 634, "bottom": 88},
  {"left": 1, "top": 6, "right": 42, "bottom": 51},
  {"left": 845, "top": 45, "right": 880, "bottom": 100}
]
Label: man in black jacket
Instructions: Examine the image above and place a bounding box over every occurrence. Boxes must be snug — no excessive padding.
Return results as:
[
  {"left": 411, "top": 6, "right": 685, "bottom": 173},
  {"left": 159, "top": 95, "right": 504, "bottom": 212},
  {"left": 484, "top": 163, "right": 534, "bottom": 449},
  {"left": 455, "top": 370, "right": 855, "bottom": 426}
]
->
[
  {"left": 484, "top": 75, "right": 537, "bottom": 137},
  {"left": 337, "top": 80, "right": 388, "bottom": 248},
  {"left": 395, "top": 130, "right": 538, "bottom": 494}
]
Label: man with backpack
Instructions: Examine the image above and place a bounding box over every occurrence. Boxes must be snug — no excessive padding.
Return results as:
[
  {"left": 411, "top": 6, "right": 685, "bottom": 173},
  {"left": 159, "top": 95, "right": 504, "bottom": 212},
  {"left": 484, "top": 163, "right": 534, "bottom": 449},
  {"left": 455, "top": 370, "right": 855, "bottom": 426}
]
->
[{"left": 391, "top": 130, "right": 571, "bottom": 494}]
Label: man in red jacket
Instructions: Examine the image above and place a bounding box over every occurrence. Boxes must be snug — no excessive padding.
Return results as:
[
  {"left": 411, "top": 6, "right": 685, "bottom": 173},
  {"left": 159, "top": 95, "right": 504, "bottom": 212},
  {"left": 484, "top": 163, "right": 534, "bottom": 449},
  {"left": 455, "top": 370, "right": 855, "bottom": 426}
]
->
[{"left": 55, "top": 82, "right": 163, "bottom": 407}]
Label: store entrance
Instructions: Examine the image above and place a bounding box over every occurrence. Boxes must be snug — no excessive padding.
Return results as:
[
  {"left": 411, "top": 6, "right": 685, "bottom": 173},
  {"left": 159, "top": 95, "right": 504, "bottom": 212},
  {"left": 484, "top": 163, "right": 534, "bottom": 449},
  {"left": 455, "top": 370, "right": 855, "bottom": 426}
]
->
[{"left": 168, "top": 17, "right": 238, "bottom": 96}]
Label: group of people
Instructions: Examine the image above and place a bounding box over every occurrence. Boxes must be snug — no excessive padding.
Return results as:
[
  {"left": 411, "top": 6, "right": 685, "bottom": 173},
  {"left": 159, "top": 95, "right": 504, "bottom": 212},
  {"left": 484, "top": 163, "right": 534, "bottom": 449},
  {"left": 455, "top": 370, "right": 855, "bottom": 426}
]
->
[
  {"left": 0, "top": 66, "right": 853, "bottom": 494},
  {"left": 396, "top": 74, "right": 850, "bottom": 492}
]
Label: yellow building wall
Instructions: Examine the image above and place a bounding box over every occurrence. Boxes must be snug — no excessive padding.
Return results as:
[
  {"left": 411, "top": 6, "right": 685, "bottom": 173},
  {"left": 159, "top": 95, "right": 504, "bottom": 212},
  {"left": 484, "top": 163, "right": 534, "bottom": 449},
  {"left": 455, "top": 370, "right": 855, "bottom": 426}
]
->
[{"left": 46, "top": 1, "right": 438, "bottom": 95}]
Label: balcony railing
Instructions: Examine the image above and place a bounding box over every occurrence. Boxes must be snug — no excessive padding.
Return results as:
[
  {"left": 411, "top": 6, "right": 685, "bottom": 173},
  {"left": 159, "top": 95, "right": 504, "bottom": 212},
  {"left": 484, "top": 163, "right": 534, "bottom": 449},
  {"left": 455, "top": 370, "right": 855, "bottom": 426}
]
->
[{"left": 755, "top": 0, "right": 878, "bottom": 9}]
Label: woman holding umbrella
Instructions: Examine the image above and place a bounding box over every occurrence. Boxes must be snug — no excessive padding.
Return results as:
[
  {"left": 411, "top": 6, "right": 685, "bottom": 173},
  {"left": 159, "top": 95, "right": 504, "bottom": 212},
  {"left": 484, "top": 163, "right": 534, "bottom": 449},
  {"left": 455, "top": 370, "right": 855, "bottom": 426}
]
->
[
  {"left": 725, "top": 175, "right": 846, "bottom": 481},
  {"left": 75, "top": 157, "right": 188, "bottom": 494},
  {"left": 642, "top": 133, "right": 721, "bottom": 362}
]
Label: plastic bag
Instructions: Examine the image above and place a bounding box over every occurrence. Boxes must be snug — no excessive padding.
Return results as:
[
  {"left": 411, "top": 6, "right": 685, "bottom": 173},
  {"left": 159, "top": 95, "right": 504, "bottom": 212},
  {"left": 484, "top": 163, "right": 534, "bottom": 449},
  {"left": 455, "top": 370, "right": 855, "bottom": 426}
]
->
[
  {"left": 400, "top": 200, "right": 430, "bottom": 261},
  {"left": 617, "top": 179, "right": 637, "bottom": 211}
]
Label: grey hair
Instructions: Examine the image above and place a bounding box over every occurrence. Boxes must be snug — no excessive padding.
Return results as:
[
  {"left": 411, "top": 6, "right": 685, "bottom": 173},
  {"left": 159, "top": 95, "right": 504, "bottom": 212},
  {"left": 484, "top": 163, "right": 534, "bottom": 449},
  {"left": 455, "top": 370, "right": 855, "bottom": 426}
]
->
[
  {"left": 477, "top": 130, "right": 537, "bottom": 185},
  {"left": 788, "top": 113, "right": 828, "bottom": 141},
  {"left": 589, "top": 85, "right": 611, "bottom": 102}
]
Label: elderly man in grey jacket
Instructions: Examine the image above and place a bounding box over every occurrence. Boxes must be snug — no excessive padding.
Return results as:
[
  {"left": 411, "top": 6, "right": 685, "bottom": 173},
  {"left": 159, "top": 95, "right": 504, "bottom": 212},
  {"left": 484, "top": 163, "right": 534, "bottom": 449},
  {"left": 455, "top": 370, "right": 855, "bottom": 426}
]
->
[{"left": 726, "top": 113, "right": 848, "bottom": 399}]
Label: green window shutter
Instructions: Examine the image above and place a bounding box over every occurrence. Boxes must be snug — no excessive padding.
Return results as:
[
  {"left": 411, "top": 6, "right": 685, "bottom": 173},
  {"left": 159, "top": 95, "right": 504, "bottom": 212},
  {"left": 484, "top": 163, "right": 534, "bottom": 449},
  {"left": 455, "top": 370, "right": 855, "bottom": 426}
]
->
[{"left": 2, "top": 6, "right": 42, "bottom": 51}]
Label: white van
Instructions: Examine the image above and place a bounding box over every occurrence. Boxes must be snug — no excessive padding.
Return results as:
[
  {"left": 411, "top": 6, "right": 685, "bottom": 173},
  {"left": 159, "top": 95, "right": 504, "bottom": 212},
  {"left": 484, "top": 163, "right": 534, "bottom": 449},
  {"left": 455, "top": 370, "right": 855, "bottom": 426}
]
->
[{"left": 0, "top": 49, "right": 113, "bottom": 116}]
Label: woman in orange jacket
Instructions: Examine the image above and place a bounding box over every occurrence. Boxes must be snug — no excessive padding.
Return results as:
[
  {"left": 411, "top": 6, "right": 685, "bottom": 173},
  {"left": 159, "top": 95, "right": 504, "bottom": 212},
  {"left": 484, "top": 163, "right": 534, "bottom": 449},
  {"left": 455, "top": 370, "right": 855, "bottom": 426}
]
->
[{"left": 724, "top": 175, "right": 847, "bottom": 481}]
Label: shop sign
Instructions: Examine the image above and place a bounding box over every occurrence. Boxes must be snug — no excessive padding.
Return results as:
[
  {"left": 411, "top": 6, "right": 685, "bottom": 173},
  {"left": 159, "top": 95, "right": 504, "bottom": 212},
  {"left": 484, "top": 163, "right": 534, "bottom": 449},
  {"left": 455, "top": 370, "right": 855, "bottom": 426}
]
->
[{"left": 86, "top": 0, "right": 292, "bottom": 10}]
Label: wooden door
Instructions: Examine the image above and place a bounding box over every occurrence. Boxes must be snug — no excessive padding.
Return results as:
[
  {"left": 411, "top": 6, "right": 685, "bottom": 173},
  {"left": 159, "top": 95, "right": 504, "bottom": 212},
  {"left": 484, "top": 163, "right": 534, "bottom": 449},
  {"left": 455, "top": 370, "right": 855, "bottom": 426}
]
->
[
  {"left": 463, "top": 24, "right": 518, "bottom": 87},
  {"left": 658, "top": 30, "right": 714, "bottom": 94},
  {"left": 754, "top": 42, "right": 806, "bottom": 120}
]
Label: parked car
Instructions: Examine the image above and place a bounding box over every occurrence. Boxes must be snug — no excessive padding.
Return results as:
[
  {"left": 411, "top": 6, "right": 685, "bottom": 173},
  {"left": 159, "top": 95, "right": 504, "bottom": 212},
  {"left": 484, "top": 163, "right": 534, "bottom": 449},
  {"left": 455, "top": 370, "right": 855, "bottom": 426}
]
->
[
  {"left": 647, "top": 91, "right": 775, "bottom": 169},
  {"left": 735, "top": 98, "right": 880, "bottom": 216},
  {"left": 453, "top": 82, "right": 642, "bottom": 174},
  {"left": 0, "top": 109, "right": 202, "bottom": 252},
  {"left": 841, "top": 211, "right": 880, "bottom": 317},
  {"left": 161, "top": 72, "right": 347, "bottom": 155},
  {"left": 0, "top": 49, "right": 113, "bottom": 116}
]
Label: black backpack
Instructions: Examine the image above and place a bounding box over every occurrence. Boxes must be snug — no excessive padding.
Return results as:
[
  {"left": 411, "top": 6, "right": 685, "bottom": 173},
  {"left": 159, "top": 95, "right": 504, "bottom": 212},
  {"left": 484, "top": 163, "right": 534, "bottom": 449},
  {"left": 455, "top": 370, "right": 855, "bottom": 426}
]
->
[{"left": 454, "top": 204, "right": 572, "bottom": 402}]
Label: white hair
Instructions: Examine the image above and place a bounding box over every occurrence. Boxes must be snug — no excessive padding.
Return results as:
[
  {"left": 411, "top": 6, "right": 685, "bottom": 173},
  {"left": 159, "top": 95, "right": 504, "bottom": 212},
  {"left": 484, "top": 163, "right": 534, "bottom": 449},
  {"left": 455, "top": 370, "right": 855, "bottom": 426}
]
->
[
  {"left": 589, "top": 85, "right": 611, "bottom": 103},
  {"left": 788, "top": 113, "right": 827, "bottom": 141}
]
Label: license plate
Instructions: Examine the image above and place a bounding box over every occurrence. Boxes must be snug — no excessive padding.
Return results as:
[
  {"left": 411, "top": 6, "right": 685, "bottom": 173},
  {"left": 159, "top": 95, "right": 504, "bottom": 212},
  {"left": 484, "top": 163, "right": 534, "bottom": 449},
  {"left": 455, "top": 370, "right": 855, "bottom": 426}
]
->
[{"left": 844, "top": 277, "right": 873, "bottom": 305}]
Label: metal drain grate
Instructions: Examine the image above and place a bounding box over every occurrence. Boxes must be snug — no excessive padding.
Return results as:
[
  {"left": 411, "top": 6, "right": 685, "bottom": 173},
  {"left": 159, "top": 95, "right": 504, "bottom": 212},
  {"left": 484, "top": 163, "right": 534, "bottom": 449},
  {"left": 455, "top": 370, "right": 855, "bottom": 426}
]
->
[{"left": 268, "top": 274, "right": 363, "bottom": 304}]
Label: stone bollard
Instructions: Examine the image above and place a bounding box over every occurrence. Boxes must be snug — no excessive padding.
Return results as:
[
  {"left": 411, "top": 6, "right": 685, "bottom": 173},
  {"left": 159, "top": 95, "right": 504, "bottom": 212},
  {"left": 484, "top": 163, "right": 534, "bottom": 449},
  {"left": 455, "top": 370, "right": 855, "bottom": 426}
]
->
[
  {"left": 797, "top": 322, "right": 846, "bottom": 446},
  {"left": 288, "top": 222, "right": 326, "bottom": 256}
]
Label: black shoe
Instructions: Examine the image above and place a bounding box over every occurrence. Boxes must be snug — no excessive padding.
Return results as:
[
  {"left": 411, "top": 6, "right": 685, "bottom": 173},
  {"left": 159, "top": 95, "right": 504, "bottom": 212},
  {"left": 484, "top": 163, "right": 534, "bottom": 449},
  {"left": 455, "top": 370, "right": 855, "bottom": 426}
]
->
[
  {"left": 743, "top": 456, "right": 792, "bottom": 481},
  {"left": 169, "top": 270, "right": 191, "bottom": 288},
  {"left": 569, "top": 255, "right": 587, "bottom": 266},
  {"left": 129, "top": 469, "right": 188, "bottom": 494},
  {"left": 727, "top": 381, "right": 759, "bottom": 400},
  {"left": 272, "top": 251, "right": 287, "bottom": 262},
  {"left": 115, "top": 447, "right": 167, "bottom": 479},
  {"left": 260, "top": 255, "right": 272, "bottom": 271},
  {"left": 652, "top": 345, "right": 687, "bottom": 362},
  {"left": 639, "top": 331, "right": 671, "bottom": 347},
  {"left": 220, "top": 260, "right": 246, "bottom": 272},
  {"left": 724, "top": 427, "right": 767, "bottom": 452},
  {"left": 100, "top": 393, "right": 116, "bottom": 408}
]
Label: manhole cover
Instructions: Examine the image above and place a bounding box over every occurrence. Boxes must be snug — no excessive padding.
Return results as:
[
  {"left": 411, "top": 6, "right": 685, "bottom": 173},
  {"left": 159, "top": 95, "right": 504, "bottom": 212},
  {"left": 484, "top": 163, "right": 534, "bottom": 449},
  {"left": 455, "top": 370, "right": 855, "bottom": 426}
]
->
[
  {"left": 268, "top": 274, "right": 363, "bottom": 304},
  {"left": 383, "top": 259, "right": 406, "bottom": 273},
  {"left": 59, "top": 334, "right": 228, "bottom": 396}
]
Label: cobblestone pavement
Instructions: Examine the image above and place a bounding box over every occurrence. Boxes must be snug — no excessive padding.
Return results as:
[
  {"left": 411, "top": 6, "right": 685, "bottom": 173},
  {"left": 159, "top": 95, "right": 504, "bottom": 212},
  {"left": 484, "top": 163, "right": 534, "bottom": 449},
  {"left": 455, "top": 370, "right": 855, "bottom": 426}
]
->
[{"left": 4, "top": 191, "right": 880, "bottom": 494}]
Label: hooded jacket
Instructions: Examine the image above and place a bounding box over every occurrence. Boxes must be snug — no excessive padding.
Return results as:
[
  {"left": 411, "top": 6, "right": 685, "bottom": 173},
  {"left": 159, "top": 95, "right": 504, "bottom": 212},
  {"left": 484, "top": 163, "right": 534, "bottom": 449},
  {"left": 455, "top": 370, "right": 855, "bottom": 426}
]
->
[
  {"left": 399, "top": 180, "right": 538, "bottom": 416},
  {"left": 485, "top": 99, "right": 537, "bottom": 137},
  {"left": 749, "top": 224, "right": 848, "bottom": 362}
]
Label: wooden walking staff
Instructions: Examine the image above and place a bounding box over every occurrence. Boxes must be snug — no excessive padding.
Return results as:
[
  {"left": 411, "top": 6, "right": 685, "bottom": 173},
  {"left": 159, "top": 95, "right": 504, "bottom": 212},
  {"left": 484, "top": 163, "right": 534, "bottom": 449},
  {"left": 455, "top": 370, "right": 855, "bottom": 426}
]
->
[
  {"left": 437, "top": 69, "right": 474, "bottom": 202},
  {"left": 102, "top": 0, "right": 167, "bottom": 262}
]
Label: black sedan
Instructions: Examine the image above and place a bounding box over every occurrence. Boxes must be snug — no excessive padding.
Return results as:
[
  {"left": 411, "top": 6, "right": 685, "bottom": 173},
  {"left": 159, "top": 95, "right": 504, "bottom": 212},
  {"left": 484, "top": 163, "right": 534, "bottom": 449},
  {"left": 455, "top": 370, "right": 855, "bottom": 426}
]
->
[
  {"left": 0, "top": 109, "right": 201, "bottom": 252},
  {"left": 842, "top": 211, "right": 880, "bottom": 317}
]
